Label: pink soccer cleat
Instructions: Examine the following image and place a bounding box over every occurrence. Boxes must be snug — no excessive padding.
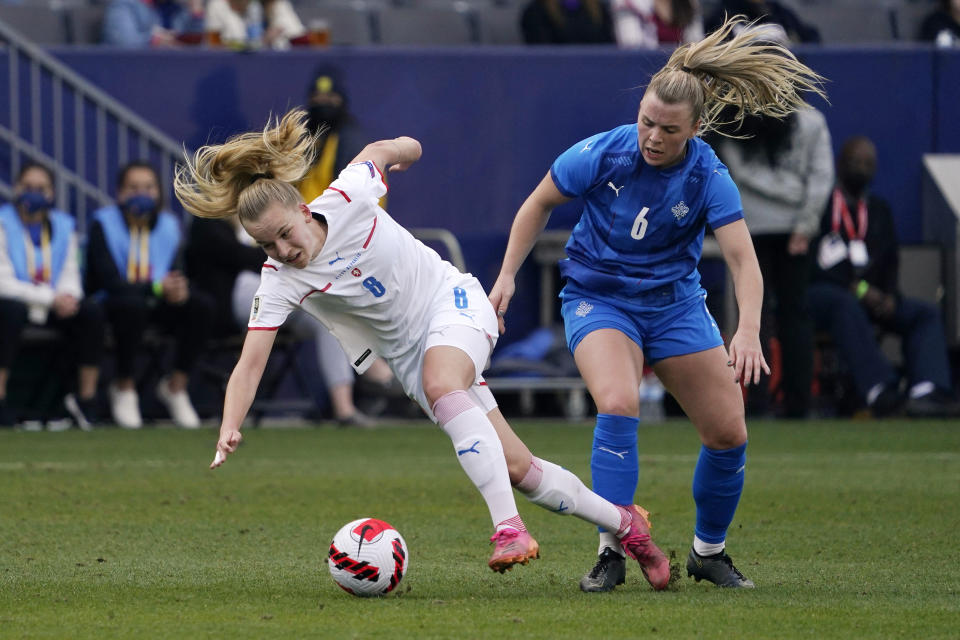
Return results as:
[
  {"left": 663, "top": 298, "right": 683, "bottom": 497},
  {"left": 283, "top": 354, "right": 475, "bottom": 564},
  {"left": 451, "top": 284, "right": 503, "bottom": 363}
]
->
[
  {"left": 618, "top": 504, "right": 670, "bottom": 590},
  {"left": 488, "top": 528, "right": 540, "bottom": 573}
]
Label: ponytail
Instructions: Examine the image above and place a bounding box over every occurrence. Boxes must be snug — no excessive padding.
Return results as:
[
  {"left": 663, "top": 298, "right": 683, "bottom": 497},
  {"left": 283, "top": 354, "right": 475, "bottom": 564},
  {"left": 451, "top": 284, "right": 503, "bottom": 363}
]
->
[
  {"left": 174, "top": 109, "right": 318, "bottom": 221},
  {"left": 647, "top": 16, "right": 827, "bottom": 137}
]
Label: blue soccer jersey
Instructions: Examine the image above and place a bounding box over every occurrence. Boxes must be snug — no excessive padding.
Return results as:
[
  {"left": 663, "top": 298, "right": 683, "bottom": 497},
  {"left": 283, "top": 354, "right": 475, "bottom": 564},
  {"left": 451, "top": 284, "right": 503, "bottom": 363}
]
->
[{"left": 550, "top": 124, "right": 743, "bottom": 302}]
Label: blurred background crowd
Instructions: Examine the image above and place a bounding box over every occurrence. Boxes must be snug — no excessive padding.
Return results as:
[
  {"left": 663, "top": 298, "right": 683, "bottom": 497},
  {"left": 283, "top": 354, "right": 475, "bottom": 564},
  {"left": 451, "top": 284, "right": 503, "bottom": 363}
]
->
[{"left": 1, "top": 0, "right": 959, "bottom": 429}]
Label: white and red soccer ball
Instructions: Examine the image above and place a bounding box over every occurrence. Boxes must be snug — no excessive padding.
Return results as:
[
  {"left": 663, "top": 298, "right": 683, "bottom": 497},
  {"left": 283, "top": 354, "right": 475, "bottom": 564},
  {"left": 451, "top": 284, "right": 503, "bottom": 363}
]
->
[{"left": 328, "top": 518, "right": 409, "bottom": 597}]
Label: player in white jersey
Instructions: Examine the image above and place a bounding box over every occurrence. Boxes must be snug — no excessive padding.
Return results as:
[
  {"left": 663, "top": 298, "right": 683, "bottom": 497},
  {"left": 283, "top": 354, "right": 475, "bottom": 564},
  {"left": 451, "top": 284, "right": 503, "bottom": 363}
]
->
[{"left": 173, "top": 109, "right": 671, "bottom": 586}]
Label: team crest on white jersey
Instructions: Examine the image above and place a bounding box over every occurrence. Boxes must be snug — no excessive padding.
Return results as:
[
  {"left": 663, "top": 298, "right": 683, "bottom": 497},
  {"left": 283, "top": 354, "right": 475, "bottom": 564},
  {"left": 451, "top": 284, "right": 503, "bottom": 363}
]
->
[
  {"left": 575, "top": 301, "right": 594, "bottom": 317},
  {"left": 672, "top": 201, "right": 690, "bottom": 221}
]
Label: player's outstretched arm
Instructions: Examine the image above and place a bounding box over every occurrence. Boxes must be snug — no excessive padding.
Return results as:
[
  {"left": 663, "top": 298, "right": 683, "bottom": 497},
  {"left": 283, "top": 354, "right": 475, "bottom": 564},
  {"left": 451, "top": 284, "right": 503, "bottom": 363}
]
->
[
  {"left": 211, "top": 329, "right": 278, "bottom": 469},
  {"left": 489, "top": 173, "right": 570, "bottom": 334},
  {"left": 714, "top": 219, "right": 769, "bottom": 386},
  {"left": 350, "top": 137, "right": 422, "bottom": 175}
]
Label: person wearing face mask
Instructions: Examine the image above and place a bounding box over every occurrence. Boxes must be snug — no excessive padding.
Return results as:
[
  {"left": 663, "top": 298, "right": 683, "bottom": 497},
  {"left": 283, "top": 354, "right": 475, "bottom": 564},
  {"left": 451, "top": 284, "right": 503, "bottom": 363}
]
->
[
  {"left": 297, "top": 68, "right": 366, "bottom": 204},
  {"left": 85, "top": 161, "right": 215, "bottom": 429},
  {"left": 0, "top": 163, "right": 105, "bottom": 429},
  {"left": 808, "top": 136, "right": 960, "bottom": 418}
]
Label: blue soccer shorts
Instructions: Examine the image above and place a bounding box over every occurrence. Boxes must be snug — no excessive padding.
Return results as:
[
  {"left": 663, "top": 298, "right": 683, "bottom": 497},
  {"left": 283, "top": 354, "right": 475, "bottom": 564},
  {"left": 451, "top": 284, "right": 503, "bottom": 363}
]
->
[{"left": 560, "top": 287, "right": 724, "bottom": 364}]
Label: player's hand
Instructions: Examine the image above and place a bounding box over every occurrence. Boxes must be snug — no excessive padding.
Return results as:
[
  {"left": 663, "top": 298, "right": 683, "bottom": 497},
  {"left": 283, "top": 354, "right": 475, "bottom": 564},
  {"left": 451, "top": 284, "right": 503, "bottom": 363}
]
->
[
  {"left": 162, "top": 271, "right": 189, "bottom": 305},
  {"left": 52, "top": 294, "right": 79, "bottom": 318},
  {"left": 787, "top": 231, "right": 809, "bottom": 256},
  {"left": 488, "top": 276, "right": 516, "bottom": 335},
  {"left": 727, "top": 330, "right": 769, "bottom": 386},
  {"left": 210, "top": 429, "right": 243, "bottom": 469},
  {"left": 388, "top": 137, "right": 421, "bottom": 173}
]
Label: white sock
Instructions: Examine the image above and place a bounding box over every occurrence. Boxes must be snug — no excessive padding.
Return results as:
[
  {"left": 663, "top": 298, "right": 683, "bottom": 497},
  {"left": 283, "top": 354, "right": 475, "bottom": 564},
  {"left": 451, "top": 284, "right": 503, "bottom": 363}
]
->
[
  {"left": 515, "top": 457, "right": 627, "bottom": 553},
  {"left": 866, "top": 382, "right": 885, "bottom": 406},
  {"left": 599, "top": 533, "right": 624, "bottom": 557},
  {"left": 909, "top": 381, "right": 935, "bottom": 399},
  {"left": 433, "top": 390, "right": 521, "bottom": 532},
  {"left": 693, "top": 535, "right": 724, "bottom": 557}
]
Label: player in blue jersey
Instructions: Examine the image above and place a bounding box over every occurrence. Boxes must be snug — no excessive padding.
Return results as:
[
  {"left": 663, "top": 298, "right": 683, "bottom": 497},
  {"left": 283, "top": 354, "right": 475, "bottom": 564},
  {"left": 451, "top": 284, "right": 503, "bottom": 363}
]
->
[{"left": 490, "top": 17, "right": 825, "bottom": 590}]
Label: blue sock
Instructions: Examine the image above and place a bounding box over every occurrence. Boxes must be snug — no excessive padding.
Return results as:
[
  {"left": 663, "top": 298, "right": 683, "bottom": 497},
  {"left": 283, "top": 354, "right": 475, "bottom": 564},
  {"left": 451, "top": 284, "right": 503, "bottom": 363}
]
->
[
  {"left": 692, "top": 442, "right": 747, "bottom": 544},
  {"left": 590, "top": 414, "right": 639, "bottom": 532}
]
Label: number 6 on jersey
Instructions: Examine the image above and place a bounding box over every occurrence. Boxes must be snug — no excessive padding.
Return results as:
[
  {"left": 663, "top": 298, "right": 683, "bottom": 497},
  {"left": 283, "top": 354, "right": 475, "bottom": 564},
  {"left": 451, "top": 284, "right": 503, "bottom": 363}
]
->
[{"left": 631, "top": 207, "right": 650, "bottom": 240}]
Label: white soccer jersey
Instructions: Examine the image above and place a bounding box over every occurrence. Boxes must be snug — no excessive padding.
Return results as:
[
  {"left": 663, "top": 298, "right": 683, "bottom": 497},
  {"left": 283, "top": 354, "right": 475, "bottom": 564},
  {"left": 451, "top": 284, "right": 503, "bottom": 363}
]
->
[{"left": 248, "top": 161, "right": 489, "bottom": 375}]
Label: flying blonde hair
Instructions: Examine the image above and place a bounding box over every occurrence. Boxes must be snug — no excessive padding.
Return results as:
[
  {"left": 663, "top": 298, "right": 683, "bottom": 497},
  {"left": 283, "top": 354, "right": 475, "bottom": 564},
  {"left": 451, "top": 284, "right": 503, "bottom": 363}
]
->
[
  {"left": 174, "top": 109, "right": 318, "bottom": 221},
  {"left": 648, "top": 15, "right": 827, "bottom": 136}
]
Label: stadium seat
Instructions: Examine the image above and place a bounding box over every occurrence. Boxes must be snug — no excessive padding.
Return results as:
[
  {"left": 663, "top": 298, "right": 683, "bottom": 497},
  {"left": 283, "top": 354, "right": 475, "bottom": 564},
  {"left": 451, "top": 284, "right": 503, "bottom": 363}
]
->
[
  {"left": 893, "top": 2, "right": 936, "bottom": 40},
  {"left": 375, "top": 5, "right": 477, "bottom": 45},
  {"left": 475, "top": 3, "right": 524, "bottom": 44},
  {"left": 295, "top": 1, "right": 376, "bottom": 45},
  {"left": 0, "top": 6, "right": 70, "bottom": 45},
  {"left": 66, "top": 5, "right": 106, "bottom": 45},
  {"left": 801, "top": 4, "right": 897, "bottom": 43}
]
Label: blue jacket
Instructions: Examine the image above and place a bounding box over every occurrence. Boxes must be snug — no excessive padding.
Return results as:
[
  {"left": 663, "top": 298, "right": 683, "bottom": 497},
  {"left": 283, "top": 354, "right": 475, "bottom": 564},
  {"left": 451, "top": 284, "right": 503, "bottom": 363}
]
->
[
  {"left": 92, "top": 205, "right": 181, "bottom": 284},
  {"left": 0, "top": 203, "right": 74, "bottom": 287},
  {"left": 102, "top": 0, "right": 204, "bottom": 47}
]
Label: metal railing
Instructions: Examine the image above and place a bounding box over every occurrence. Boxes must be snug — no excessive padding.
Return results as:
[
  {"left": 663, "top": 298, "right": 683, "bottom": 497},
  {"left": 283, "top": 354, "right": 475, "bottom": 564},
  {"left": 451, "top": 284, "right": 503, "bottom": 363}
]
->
[{"left": 0, "top": 18, "right": 184, "bottom": 234}]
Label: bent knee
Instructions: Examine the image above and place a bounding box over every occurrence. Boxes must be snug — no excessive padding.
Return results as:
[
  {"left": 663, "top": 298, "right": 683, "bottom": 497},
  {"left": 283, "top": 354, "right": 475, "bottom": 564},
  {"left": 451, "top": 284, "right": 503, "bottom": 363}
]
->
[
  {"left": 423, "top": 378, "right": 462, "bottom": 408},
  {"left": 593, "top": 389, "right": 640, "bottom": 417},
  {"left": 701, "top": 418, "right": 748, "bottom": 450}
]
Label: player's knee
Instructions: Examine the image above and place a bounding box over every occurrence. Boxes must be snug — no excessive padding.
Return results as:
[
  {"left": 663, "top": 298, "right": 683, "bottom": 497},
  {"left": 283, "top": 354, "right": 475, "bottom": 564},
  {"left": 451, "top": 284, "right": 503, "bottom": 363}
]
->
[
  {"left": 701, "top": 417, "right": 747, "bottom": 450},
  {"left": 594, "top": 389, "right": 639, "bottom": 417},
  {"left": 423, "top": 377, "right": 460, "bottom": 407}
]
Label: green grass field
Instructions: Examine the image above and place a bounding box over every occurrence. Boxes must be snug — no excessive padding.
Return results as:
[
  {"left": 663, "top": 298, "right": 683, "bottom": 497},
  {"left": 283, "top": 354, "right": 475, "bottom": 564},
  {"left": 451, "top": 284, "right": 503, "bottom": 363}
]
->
[{"left": 1, "top": 419, "right": 958, "bottom": 639}]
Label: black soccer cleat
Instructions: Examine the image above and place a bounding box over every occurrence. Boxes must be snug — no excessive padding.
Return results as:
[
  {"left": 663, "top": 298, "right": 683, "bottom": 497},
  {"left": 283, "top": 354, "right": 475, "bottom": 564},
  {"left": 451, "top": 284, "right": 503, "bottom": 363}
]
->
[
  {"left": 579, "top": 548, "right": 627, "bottom": 592},
  {"left": 686, "top": 548, "right": 755, "bottom": 588}
]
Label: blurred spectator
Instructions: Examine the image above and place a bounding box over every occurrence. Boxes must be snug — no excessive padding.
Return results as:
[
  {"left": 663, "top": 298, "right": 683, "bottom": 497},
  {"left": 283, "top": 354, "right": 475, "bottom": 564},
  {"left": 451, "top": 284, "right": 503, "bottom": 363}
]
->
[
  {"left": 296, "top": 67, "right": 400, "bottom": 417},
  {"left": 298, "top": 67, "right": 369, "bottom": 202},
  {"left": 521, "top": 0, "right": 615, "bottom": 44},
  {"left": 612, "top": 0, "right": 704, "bottom": 49},
  {"left": 85, "top": 162, "right": 214, "bottom": 429},
  {"left": 710, "top": 105, "right": 833, "bottom": 418},
  {"left": 808, "top": 136, "right": 960, "bottom": 418},
  {"left": 205, "top": 0, "right": 306, "bottom": 49},
  {"left": 705, "top": 0, "right": 820, "bottom": 43},
  {"left": 0, "top": 164, "right": 105, "bottom": 429},
  {"left": 919, "top": 0, "right": 960, "bottom": 47},
  {"left": 102, "top": 0, "right": 205, "bottom": 47}
]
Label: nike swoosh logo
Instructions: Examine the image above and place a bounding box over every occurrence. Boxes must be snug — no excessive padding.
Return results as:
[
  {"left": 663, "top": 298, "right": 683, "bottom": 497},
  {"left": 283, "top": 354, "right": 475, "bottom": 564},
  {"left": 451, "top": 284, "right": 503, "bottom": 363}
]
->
[{"left": 357, "top": 524, "right": 373, "bottom": 555}]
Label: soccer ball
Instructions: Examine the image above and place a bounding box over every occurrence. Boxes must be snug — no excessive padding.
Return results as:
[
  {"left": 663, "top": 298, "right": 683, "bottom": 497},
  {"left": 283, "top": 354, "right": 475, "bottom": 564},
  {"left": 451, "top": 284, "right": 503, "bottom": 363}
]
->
[{"left": 328, "top": 518, "right": 409, "bottom": 597}]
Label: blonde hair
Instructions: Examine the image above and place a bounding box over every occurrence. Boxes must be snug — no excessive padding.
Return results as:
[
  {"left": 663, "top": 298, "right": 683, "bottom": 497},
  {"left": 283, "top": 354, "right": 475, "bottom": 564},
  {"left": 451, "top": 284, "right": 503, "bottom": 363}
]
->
[
  {"left": 648, "top": 16, "right": 827, "bottom": 137},
  {"left": 174, "top": 109, "right": 318, "bottom": 221}
]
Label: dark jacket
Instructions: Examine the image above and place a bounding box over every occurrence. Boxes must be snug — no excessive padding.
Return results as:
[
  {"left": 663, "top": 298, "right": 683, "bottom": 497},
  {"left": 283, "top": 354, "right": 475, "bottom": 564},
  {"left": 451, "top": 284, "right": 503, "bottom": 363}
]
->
[
  {"left": 706, "top": 0, "right": 820, "bottom": 43},
  {"left": 918, "top": 10, "right": 960, "bottom": 42},
  {"left": 521, "top": 0, "right": 615, "bottom": 44},
  {"left": 811, "top": 190, "right": 899, "bottom": 294},
  {"left": 184, "top": 217, "right": 265, "bottom": 333}
]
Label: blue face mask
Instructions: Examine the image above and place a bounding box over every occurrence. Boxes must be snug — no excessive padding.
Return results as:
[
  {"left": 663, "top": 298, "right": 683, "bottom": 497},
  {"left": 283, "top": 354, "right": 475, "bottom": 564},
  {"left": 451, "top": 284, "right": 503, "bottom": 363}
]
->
[
  {"left": 122, "top": 194, "right": 157, "bottom": 218},
  {"left": 16, "top": 190, "right": 52, "bottom": 214}
]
